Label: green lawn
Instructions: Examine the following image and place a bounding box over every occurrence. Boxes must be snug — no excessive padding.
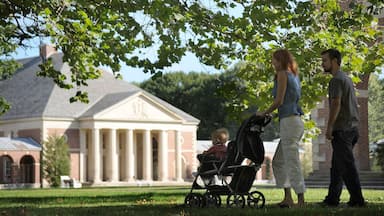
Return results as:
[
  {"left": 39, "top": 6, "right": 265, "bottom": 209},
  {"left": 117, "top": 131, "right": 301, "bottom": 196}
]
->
[{"left": 0, "top": 185, "right": 383, "bottom": 215}]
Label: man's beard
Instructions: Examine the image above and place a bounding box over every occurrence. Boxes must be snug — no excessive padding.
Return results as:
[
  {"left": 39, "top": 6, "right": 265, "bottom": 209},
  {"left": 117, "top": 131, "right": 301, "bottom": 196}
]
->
[{"left": 323, "top": 67, "right": 331, "bottom": 73}]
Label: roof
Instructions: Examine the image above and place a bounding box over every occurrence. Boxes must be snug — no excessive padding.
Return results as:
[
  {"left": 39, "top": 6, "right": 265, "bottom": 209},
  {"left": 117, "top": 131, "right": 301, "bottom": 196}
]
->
[
  {"left": 0, "top": 53, "right": 199, "bottom": 123},
  {"left": 0, "top": 137, "right": 41, "bottom": 151},
  {"left": 80, "top": 91, "right": 139, "bottom": 117}
]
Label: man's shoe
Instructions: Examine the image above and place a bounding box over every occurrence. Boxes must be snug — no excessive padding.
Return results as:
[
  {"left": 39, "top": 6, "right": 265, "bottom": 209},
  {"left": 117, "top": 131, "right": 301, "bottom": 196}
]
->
[
  {"left": 318, "top": 199, "right": 339, "bottom": 207},
  {"left": 347, "top": 200, "right": 367, "bottom": 207}
]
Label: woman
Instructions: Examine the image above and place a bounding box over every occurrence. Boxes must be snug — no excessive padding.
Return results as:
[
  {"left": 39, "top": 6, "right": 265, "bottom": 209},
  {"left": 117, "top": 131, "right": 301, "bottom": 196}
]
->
[{"left": 257, "top": 49, "right": 305, "bottom": 207}]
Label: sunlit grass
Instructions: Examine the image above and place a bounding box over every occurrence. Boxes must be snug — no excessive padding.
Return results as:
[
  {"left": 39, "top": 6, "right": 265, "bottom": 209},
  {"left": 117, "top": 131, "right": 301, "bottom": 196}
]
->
[{"left": 0, "top": 186, "right": 383, "bottom": 215}]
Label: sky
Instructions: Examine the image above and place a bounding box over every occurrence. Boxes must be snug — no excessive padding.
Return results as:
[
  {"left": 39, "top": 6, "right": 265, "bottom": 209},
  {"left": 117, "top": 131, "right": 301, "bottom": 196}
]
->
[
  {"left": 12, "top": 45, "right": 222, "bottom": 83},
  {"left": 120, "top": 52, "right": 222, "bottom": 83},
  {"left": 12, "top": 44, "right": 383, "bottom": 83}
]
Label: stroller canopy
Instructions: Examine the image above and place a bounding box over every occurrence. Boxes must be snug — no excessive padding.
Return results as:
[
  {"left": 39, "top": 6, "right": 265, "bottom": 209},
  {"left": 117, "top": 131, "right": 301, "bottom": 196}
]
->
[{"left": 235, "top": 115, "right": 270, "bottom": 164}]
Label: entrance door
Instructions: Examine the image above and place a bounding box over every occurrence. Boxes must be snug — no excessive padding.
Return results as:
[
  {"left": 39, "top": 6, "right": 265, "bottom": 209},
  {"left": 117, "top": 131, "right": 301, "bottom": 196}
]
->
[{"left": 20, "top": 155, "right": 35, "bottom": 183}]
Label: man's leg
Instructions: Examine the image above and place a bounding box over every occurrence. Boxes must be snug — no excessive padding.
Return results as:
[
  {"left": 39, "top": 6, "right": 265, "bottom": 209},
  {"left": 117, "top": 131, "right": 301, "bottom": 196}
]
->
[
  {"left": 339, "top": 129, "right": 365, "bottom": 206},
  {"left": 323, "top": 131, "right": 344, "bottom": 205}
]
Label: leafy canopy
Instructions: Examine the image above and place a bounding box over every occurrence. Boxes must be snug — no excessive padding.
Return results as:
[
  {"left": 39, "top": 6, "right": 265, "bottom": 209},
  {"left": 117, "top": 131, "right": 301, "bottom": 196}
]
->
[
  {"left": 1, "top": 0, "right": 383, "bottom": 124},
  {"left": 216, "top": 0, "right": 384, "bottom": 139},
  {"left": 1, "top": 0, "right": 240, "bottom": 112}
]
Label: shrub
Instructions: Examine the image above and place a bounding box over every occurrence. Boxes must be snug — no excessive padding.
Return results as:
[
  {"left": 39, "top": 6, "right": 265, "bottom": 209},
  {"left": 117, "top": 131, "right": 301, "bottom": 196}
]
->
[
  {"left": 376, "top": 143, "right": 384, "bottom": 171},
  {"left": 42, "top": 135, "right": 71, "bottom": 187}
]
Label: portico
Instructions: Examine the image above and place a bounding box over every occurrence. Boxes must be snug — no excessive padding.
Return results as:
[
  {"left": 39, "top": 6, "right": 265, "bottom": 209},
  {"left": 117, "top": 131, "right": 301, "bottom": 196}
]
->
[{"left": 80, "top": 127, "right": 184, "bottom": 184}]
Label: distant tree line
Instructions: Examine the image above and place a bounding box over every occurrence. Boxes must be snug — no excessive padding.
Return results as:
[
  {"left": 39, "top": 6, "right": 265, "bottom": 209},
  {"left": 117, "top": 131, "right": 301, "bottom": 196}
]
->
[
  {"left": 368, "top": 74, "right": 384, "bottom": 144},
  {"left": 139, "top": 68, "right": 279, "bottom": 141},
  {"left": 368, "top": 74, "right": 384, "bottom": 171}
]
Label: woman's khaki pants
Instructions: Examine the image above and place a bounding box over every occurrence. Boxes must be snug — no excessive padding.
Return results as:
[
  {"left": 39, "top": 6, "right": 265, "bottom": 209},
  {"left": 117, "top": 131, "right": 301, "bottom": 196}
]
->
[{"left": 272, "top": 115, "right": 305, "bottom": 194}]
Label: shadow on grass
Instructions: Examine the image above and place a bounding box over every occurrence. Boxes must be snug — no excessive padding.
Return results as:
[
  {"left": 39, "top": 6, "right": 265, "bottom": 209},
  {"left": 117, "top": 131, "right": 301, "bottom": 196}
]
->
[
  {"left": 0, "top": 193, "right": 161, "bottom": 206},
  {"left": 1, "top": 202, "right": 384, "bottom": 216}
]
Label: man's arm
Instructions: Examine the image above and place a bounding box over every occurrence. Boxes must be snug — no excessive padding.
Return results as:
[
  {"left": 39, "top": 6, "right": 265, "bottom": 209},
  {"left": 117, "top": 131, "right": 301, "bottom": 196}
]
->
[{"left": 326, "top": 97, "right": 341, "bottom": 140}]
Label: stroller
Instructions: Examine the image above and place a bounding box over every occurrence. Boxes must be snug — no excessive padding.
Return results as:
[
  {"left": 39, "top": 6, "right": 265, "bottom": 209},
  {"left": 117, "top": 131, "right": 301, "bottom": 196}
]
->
[{"left": 184, "top": 114, "right": 271, "bottom": 208}]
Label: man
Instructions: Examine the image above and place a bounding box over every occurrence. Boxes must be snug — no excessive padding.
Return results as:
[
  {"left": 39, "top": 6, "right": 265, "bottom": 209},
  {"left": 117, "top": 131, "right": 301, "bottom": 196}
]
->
[{"left": 320, "top": 48, "right": 365, "bottom": 207}]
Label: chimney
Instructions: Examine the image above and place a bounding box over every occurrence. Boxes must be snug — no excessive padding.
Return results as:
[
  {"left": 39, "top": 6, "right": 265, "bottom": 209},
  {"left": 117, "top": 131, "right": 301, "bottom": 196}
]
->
[{"left": 39, "top": 44, "right": 57, "bottom": 60}]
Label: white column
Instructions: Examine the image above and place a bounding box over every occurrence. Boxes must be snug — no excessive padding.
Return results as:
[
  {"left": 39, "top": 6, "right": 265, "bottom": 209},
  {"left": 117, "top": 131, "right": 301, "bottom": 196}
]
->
[
  {"left": 256, "top": 165, "right": 263, "bottom": 181},
  {"left": 191, "top": 128, "right": 198, "bottom": 173},
  {"left": 109, "top": 129, "right": 118, "bottom": 182},
  {"left": 92, "top": 128, "right": 101, "bottom": 183},
  {"left": 4, "top": 130, "right": 11, "bottom": 138},
  {"left": 159, "top": 130, "right": 168, "bottom": 181},
  {"left": 41, "top": 124, "right": 49, "bottom": 187},
  {"left": 175, "top": 130, "right": 183, "bottom": 182},
  {"left": 125, "top": 129, "right": 135, "bottom": 181},
  {"left": 143, "top": 129, "right": 152, "bottom": 181},
  {"left": 79, "top": 129, "right": 86, "bottom": 182}
]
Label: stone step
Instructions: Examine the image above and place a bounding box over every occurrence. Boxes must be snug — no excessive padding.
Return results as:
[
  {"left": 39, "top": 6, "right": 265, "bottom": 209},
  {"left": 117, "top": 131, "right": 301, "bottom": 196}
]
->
[
  {"left": 306, "top": 181, "right": 384, "bottom": 186},
  {"left": 305, "top": 171, "right": 384, "bottom": 188},
  {"left": 306, "top": 171, "right": 383, "bottom": 178},
  {"left": 306, "top": 177, "right": 384, "bottom": 180},
  {"left": 306, "top": 184, "right": 384, "bottom": 189}
]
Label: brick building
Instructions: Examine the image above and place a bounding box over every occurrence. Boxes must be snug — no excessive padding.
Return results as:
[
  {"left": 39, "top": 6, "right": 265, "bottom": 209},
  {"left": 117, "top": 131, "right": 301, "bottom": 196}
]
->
[{"left": 0, "top": 45, "right": 200, "bottom": 188}]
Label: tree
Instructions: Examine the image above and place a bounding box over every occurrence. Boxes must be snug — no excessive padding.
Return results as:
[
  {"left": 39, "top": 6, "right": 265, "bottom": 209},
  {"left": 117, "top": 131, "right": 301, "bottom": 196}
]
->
[
  {"left": 42, "top": 135, "right": 71, "bottom": 187},
  {"left": 215, "top": 0, "right": 384, "bottom": 140},
  {"left": 0, "top": 0, "right": 239, "bottom": 113},
  {"left": 368, "top": 74, "right": 384, "bottom": 143},
  {"left": 375, "top": 143, "right": 384, "bottom": 171},
  {"left": 1, "top": 0, "right": 383, "bottom": 123},
  {"left": 140, "top": 69, "right": 280, "bottom": 140},
  {"left": 216, "top": 63, "right": 280, "bottom": 141},
  {"left": 369, "top": 74, "right": 384, "bottom": 171},
  {"left": 141, "top": 71, "right": 228, "bottom": 139}
]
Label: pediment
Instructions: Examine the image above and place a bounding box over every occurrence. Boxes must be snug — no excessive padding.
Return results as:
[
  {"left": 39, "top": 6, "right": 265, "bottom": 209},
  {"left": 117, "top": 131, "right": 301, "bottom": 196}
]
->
[{"left": 94, "top": 93, "right": 182, "bottom": 121}]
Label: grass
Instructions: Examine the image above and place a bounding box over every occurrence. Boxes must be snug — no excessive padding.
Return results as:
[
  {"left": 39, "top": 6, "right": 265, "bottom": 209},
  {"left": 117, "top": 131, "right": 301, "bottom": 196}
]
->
[{"left": 0, "top": 185, "right": 383, "bottom": 215}]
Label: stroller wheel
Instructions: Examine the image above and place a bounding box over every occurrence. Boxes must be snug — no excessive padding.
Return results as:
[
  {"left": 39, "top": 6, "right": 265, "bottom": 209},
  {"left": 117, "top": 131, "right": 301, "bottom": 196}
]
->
[
  {"left": 226, "top": 194, "right": 245, "bottom": 208},
  {"left": 184, "top": 193, "right": 203, "bottom": 208},
  {"left": 203, "top": 192, "right": 221, "bottom": 208},
  {"left": 247, "top": 191, "right": 265, "bottom": 208}
]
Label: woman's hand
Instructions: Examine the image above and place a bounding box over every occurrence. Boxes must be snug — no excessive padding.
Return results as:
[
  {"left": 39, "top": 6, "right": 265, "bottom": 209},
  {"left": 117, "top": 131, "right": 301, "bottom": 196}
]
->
[
  {"left": 326, "top": 125, "right": 333, "bottom": 140},
  {"left": 256, "top": 111, "right": 266, "bottom": 116}
]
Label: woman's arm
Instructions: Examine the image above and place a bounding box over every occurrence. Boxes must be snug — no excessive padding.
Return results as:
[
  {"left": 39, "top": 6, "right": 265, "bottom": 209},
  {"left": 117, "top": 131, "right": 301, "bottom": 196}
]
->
[{"left": 259, "top": 71, "right": 287, "bottom": 116}]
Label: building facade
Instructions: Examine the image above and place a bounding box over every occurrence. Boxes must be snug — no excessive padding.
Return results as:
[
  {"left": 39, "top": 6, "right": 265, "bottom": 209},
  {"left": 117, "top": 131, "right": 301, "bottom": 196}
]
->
[{"left": 0, "top": 45, "right": 199, "bottom": 187}]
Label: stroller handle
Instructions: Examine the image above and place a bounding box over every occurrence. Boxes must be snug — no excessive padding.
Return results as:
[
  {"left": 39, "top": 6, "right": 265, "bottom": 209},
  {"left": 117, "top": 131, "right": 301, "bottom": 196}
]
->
[
  {"left": 248, "top": 114, "right": 272, "bottom": 133},
  {"left": 263, "top": 114, "right": 272, "bottom": 126},
  {"left": 251, "top": 114, "right": 272, "bottom": 126}
]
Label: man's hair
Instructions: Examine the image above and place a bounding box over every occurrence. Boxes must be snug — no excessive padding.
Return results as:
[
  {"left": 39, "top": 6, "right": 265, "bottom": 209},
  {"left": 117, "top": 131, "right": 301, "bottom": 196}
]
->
[{"left": 321, "top": 49, "right": 341, "bottom": 65}]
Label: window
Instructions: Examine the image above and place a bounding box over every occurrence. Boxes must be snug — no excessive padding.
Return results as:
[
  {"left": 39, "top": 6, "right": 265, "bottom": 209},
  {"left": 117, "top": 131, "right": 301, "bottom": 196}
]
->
[{"left": 2, "top": 156, "right": 13, "bottom": 183}]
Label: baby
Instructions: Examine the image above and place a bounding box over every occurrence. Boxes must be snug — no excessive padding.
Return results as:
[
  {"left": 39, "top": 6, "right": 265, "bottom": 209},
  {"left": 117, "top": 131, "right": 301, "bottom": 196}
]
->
[{"left": 200, "top": 128, "right": 229, "bottom": 161}]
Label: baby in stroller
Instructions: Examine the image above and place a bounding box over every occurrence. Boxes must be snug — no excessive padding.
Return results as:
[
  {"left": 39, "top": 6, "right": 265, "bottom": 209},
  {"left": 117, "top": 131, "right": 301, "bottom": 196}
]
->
[
  {"left": 197, "top": 128, "right": 229, "bottom": 162},
  {"left": 185, "top": 115, "right": 271, "bottom": 208},
  {"left": 196, "top": 128, "right": 229, "bottom": 185}
]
